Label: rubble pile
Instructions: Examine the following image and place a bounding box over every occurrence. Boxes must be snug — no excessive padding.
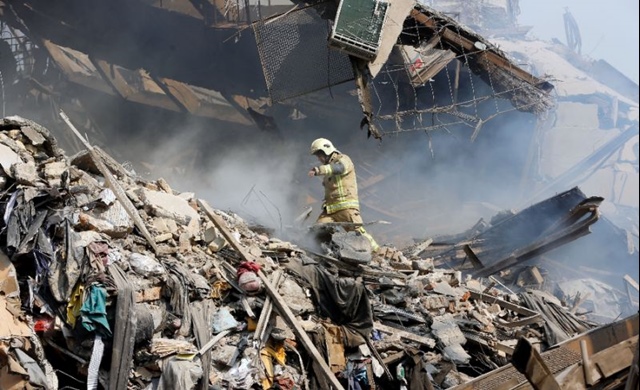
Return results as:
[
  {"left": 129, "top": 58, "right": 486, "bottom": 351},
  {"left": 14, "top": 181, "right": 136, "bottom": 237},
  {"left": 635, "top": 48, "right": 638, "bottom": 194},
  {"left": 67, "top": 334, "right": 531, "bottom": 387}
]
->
[{"left": 0, "top": 115, "right": 637, "bottom": 390}]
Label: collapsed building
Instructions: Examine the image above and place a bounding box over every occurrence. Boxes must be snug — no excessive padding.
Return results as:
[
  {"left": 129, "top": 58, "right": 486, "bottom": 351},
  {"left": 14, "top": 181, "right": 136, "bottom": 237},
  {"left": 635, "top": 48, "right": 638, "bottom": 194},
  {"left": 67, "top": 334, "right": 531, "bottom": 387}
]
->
[
  {"left": 0, "top": 115, "right": 637, "bottom": 389},
  {"left": 0, "top": 0, "right": 638, "bottom": 389},
  {"left": 0, "top": 0, "right": 636, "bottom": 240}
]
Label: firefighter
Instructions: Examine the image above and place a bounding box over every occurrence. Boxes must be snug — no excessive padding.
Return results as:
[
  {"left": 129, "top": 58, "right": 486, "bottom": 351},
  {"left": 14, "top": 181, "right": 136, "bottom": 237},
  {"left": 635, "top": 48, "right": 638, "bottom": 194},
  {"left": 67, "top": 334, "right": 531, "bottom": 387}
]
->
[{"left": 307, "top": 138, "right": 379, "bottom": 252}]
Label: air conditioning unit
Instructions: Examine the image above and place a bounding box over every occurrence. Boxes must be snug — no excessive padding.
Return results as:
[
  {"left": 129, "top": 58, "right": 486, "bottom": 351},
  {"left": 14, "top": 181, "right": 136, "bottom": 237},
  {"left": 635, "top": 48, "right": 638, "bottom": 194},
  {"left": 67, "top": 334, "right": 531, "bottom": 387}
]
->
[{"left": 329, "top": 0, "right": 389, "bottom": 61}]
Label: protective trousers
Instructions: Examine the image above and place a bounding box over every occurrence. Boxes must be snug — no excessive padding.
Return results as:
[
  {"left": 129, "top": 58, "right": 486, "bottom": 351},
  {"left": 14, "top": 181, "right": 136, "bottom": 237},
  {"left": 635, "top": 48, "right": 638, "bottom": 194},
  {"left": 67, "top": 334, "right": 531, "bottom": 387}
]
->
[{"left": 316, "top": 208, "right": 379, "bottom": 252}]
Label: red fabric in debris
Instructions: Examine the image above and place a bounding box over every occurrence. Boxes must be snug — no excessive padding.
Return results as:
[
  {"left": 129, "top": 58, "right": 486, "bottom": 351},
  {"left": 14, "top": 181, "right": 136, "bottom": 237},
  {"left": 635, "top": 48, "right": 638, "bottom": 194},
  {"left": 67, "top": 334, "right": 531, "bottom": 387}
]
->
[
  {"left": 237, "top": 261, "right": 261, "bottom": 276},
  {"left": 274, "top": 377, "right": 295, "bottom": 390}
]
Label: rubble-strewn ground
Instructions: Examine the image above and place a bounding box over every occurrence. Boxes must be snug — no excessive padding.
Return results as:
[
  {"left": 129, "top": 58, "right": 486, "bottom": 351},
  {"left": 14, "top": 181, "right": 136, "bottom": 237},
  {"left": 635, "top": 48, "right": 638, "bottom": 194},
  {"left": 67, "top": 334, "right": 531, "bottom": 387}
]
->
[{"left": 0, "top": 116, "right": 638, "bottom": 389}]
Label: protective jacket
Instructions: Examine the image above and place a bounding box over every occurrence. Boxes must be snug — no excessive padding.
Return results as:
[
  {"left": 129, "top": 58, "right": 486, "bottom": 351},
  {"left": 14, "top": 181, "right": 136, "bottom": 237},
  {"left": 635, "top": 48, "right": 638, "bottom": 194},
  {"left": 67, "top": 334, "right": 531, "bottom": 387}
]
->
[{"left": 316, "top": 152, "right": 360, "bottom": 214}]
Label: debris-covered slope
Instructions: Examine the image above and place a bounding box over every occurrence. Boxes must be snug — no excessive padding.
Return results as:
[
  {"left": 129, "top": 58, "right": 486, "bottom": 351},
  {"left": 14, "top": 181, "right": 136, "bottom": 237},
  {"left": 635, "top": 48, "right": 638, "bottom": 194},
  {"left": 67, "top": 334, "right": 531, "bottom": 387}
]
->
[{"left": 0, "top": 116, "right": 637, "bottom": 389}]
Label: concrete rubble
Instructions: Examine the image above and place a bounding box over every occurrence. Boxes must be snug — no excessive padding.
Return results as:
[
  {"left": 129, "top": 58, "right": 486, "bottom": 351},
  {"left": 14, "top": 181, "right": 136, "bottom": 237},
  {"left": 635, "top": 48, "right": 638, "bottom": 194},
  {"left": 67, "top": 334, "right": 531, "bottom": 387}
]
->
[{"left": 0, "top": 115, "right": 637, "bottom": 389}]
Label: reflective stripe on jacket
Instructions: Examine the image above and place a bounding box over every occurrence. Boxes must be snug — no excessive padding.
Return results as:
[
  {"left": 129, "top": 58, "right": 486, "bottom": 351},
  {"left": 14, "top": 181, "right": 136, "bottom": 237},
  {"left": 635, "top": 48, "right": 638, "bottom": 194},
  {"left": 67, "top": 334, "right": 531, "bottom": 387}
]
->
[{"left": 319, "top": 152, "right": 360, "bottom": 214}]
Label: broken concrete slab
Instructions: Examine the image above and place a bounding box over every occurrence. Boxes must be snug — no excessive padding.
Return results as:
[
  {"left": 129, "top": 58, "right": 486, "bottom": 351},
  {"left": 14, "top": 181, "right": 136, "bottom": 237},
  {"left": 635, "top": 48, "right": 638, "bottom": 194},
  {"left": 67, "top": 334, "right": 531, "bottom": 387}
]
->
[{"left": 137, "top": 188, "right": 201, "bottom": 229}]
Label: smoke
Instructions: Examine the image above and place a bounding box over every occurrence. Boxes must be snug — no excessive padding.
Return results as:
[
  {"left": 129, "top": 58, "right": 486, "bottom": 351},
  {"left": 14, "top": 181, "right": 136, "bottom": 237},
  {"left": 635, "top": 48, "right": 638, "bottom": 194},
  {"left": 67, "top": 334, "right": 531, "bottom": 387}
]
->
[
  {"left": 2, "top": 0, "right": 636, "bottom": 266},
  {"left": 356, "top": 115, "right": 536, "bottom": 245},
  {"left": 519, "top": 0, "right": 639, "bottom": 84},
  {"left": 94, "top": 72, "right": 544, "bottom": 250},
  {"left": 1, "top": 0, "right": 635, "bottom": 322},
  {"left": 132, "top": 118, "right": 308, "bottom": 236},
  {"left": 192, "top": 139, "right": 304, "bottom": 232}
]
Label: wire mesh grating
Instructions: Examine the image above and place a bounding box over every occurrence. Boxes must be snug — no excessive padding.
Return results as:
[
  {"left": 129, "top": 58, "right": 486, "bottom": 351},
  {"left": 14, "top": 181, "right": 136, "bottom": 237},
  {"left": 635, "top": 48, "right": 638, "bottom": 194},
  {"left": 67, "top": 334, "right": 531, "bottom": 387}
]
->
[{"left": 253, "top": 2, "right": 354, "bottom": 103}]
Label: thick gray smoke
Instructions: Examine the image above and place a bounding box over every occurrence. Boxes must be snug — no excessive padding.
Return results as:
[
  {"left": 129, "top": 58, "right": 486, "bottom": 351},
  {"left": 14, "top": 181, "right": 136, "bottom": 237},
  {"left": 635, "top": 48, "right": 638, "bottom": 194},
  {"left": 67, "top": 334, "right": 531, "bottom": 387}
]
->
[
  {"left": 2, "top": 0, "right": 636, "bottom": 259},
  {"left": 131, "top": 96, "right": 539, "bottom": 249}
]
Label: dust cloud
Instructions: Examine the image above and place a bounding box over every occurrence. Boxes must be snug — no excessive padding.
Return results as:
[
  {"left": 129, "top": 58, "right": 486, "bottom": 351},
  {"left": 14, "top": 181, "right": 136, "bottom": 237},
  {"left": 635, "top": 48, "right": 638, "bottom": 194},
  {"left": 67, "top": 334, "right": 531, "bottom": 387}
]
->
[
  {"left": 124, "top": 93, "right": 541, "bottom": 250},
  {"left": 0, "top": 0, "right": 635, "bottom": 291}
]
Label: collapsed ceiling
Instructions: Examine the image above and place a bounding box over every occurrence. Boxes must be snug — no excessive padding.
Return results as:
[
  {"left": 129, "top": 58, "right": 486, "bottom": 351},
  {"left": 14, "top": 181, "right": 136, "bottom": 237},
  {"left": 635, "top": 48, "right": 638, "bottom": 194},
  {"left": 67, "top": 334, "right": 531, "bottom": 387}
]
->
[
  {"left": 0, "top": 0, "right": 553, "bottom": 140},
  {"left": 0, "top": 0, "right": 638, "bottom": 389}
]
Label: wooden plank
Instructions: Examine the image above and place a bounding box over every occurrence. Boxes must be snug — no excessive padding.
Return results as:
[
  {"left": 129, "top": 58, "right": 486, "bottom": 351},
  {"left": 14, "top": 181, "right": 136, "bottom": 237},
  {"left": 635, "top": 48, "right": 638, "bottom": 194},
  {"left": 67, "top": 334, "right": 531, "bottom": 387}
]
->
[
  {"left": 593, "top": 336, "right": 637, "bottom": 377},
  {"left": 412, "top": 238, "right": 433, "bottom": 258},
  {"left": 625, "top": 338, "right": 639, "bottom": 390},
  {"left": 241, "top": 297, "right": 256, "bottom": 319},
  {"left": 43, "top": 339, "right": 88, "bottom": 364},
  {"left": 496, "top": 314, "right": 543, "bottom": 328},
  {"left": 580, "top": 340, "right": 596, "bottom": 385},
  {"left": 146, "top": 0, "right": 206, "bottom": 20},
  {"left": 94, "top": 146, "right": 136, "bottom": 180},
  {"left": 382, "top": 351, "right": 405, "bottom": 365},
  {"left": 512, "top": 337, "right": 562, "bottom": 390},
  {"left": 93, "top": 60, "right": 137, "bottom": 99},
  {"left": 365, "top": 338, "right": 393, "bottom": 380},
  {"left": 374, "top": 322, "right": 436, "bottom": 348},
  {"left": 463, "top": 244, "right": 483, "bottom": 269},
  {"left": 451, "top": 314, "right": 639, "bottom": 390},
  {"left": 198, "top": 198, "right": 345, "bottom": 390},
  {"left": 468, "top": 290, "right": 538, "bottom": 317},
  {"left": 408, "top": 9, "right": 549, "bottom": 88},
  {"left": 494, "top": 342, "right": 515, "bottom": 356},
  {"left": 254, "top": 270, "right": 283, "bottom": 344},
  {"left": 160, "top": 78, "right": 201, "bottom": 114},
  {"left": 192, "top": 300, "right": 215, "bottom": 390},
  {"left": 42, "top": 40, "right": 116, "bottom": 95},
  {"left": 197, "top": 199, "right": 256, "bottom": 262},
  {"left": 59, "top": 110, "right": 159, "bottom": 253},
  {"left": 256, "top": 270, "right": 345, "bottom": 390},
  {"left": 197, "top": 329, "right": 231, "bottom": 356},
  {"left": 624, "top": 274, "right": 639, "bottom": 292}
]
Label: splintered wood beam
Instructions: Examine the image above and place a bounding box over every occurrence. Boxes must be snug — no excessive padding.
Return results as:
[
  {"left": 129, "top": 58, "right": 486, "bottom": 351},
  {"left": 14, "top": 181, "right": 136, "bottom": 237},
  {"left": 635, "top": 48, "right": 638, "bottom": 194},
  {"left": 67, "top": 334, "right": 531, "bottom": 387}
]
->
[
  {"left": 374, "top": 322, "right": 436, "bottom": 348},
  {"left": 512, "top": 337, "right": 562, "bottom": 390},
  {"left": 624, "top": 274, "right": 639, "bottom": 292},
  {"left": 255, "top": 270, "right": 284, "bottom": 345},
  {"left": 198, "top": 199, "right": 255, "bottom": 262},
  {"left": 409, "top": 9, "right": 550, "bottom": 89},
  {"left": 256, "top": 269, "right": 346, "bottom": 390},
  {"left": 198, "top": 198, "right": 345, "bottom": 390},
  {"left": 625, "top": 339, "right": 639, "bottom": 390},
  {"left": 59, "top": 110, "right": 159, "bottom": 253},
  {"left": 468, "top": 290, "right": 538, "bottom": 318},
  {"left": 463, "top": 244, "right": 483, "bottom": 269},
  {"left": 197, "top": 330, "right": 231, "bottom": 357}
]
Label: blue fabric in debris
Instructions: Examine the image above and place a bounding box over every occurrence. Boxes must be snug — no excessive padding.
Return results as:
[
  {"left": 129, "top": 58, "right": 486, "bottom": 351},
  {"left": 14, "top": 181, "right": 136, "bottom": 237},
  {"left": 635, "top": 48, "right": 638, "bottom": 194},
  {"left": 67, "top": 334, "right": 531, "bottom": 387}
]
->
[
  {"left": 346, "top": 361, "right": 368, "bottom": 390},
  {"left": 81, "top": 284, "right": 112, "bottom": 337}
]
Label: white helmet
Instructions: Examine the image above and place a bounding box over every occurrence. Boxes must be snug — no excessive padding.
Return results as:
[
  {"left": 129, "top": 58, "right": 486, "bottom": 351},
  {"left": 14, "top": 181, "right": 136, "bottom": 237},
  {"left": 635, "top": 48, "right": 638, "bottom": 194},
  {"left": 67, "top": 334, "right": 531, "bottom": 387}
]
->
[{"left": 309, "top": 138, "right": 336, "bottom": 156}]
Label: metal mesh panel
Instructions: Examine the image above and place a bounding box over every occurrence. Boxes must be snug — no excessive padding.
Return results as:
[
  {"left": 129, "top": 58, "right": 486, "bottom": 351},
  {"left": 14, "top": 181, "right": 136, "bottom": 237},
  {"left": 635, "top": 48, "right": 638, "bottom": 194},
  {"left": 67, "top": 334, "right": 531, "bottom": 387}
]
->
[
  {"left": 253, "top": 3, "right": 354, "bottom": 103},
  {"left": 472, "top": 346, "right": 581, "bottom": 390}
]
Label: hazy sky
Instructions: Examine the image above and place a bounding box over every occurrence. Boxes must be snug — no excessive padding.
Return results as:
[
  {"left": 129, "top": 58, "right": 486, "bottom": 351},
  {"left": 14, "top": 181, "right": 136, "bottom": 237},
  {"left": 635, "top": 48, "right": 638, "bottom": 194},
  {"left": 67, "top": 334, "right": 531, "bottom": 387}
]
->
[{"left": 519, "top": 0, "right": 639, "bottom": 84}]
